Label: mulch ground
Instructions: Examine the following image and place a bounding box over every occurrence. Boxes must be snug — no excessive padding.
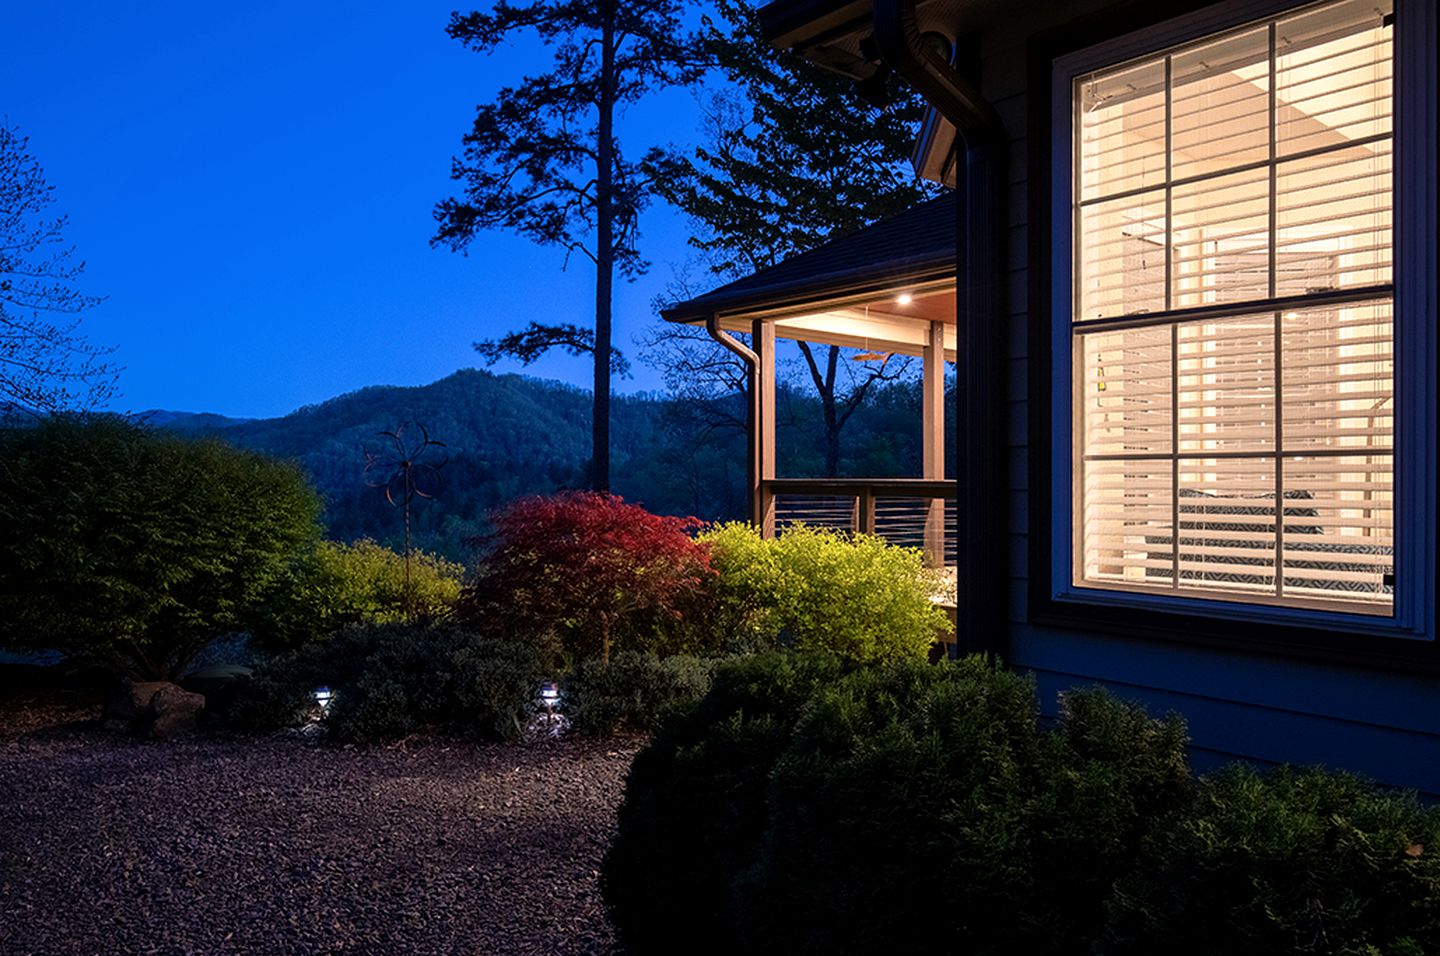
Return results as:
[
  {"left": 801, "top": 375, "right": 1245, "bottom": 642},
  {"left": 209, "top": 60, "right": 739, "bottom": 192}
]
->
[{"left": 0, "top": 689, "right": 637, "bottom": 955}]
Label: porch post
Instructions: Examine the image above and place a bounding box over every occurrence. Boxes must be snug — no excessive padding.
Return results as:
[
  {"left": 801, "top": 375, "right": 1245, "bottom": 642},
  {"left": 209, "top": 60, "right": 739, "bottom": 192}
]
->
[
  {"left": 923, "top": 319, "right": 946, "bottom": 566},
  {"left": 753, "top": 318, "right": 777, "bottom": 537}
]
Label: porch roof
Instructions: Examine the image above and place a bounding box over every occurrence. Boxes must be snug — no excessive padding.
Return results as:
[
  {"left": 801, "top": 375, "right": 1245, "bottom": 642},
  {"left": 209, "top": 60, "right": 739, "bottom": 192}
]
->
[{"left": 660, "top": 192, "right": 958, "bottom": 357}]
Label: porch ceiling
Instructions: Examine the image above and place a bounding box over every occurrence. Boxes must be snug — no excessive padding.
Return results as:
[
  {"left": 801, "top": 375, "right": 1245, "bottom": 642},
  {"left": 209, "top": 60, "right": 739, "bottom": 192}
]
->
[{"left": 707, "top": 281, "right": 958, "bottom": 359}]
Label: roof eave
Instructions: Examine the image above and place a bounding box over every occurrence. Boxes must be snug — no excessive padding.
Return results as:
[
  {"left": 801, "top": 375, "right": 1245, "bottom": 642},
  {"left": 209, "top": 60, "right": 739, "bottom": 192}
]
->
[{"left": 660, "top": 254, "right": 956, "bottom": 325}]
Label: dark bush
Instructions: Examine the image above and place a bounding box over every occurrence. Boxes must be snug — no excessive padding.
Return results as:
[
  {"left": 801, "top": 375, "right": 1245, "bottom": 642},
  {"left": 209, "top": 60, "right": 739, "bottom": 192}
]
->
[
  {"left": 0, "top": 416, "right": 321, "bottom": 681},
  {"left": 1102, "top": 764, "right": 1440, "bottom": 955},
  {"left": 228, "top": 623, "right": 543, "bottom": 743},
  {"left": 1023, "top": 687, "right": 1191, "bottom": 951},
  {"left": 562, "top": 651, "right": 715, "bottom": 736},
  {"left": 602, "top": 651, "right": 848, "bottom": 956},
  {"left": 734, "top": 657, "right": 1040, "bottom": 954},
  {"left": 605, "top": 655, "right": 1196, "bottom": 956}
]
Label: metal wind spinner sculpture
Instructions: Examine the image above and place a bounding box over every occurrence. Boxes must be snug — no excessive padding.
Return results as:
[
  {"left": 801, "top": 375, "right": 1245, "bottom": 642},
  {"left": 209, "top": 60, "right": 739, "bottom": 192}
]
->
[{"left": 364, "top": 423, "right": 448, "bottom": 619}]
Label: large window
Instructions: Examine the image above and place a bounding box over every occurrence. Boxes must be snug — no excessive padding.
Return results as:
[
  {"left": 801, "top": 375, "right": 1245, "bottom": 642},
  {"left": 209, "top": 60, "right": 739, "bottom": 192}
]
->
[{"left": 1068, "top": 0, "right": 1396, "bottom": 613}]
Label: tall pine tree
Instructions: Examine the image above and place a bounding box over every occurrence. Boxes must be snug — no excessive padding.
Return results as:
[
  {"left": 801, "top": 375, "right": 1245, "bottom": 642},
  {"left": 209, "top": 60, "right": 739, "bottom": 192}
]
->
[
  {"left": 650, "top": 0, "right": 938, "bottom": 476},
  {"left": 433, "top": 0, "right": 700, "bottom": 491}
]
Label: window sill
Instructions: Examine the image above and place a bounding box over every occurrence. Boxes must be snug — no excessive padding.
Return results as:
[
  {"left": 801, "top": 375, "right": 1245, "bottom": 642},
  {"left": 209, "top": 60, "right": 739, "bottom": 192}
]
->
[{"left": 1033, "top": 587, "right": 1438, "bottom": 675}]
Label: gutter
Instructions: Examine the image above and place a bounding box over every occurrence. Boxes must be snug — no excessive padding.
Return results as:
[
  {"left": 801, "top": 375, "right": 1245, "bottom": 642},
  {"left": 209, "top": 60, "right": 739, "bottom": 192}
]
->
[
  {"left": 872, "top": 0, "right": 1008, "bottom": 659},
  {"left": 704, "top": 312, "right": 759, "bottom": 370}
]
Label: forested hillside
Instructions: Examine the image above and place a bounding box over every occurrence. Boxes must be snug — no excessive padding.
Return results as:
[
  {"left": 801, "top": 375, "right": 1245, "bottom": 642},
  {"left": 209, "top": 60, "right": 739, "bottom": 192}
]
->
[{"left": 144, "top": 367, "right": 954, "bottom": 562}]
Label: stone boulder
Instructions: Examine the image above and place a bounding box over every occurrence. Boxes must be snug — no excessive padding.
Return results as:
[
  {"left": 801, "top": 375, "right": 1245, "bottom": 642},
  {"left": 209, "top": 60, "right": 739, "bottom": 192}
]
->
[{"left": 101, "top": 680, "right": 205, "bottom": 739}]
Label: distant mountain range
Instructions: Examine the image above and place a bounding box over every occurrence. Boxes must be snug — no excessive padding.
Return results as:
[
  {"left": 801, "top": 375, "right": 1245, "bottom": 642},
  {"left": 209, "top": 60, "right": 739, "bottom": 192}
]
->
[
  {"left": 130, "top": 410, "right": 254, "bottom": 431},
  {"left": 4, "top": 367, "right": 947, "bottom": 562}
]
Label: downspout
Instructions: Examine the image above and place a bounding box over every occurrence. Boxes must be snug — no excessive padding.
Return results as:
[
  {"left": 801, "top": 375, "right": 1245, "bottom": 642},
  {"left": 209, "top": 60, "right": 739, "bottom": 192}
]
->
[
  {"left": 873, "top": 0, "right": 1008, "bottom": 660},
  {"left": 705, "top": 313, "right": 764, "bottom": 526}
]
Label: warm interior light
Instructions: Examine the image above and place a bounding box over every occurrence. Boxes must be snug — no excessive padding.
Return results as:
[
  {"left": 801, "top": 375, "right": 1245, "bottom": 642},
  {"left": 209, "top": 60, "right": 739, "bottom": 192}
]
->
[{"left": 896, "top": 293, "right": 914, "bottom": 306}]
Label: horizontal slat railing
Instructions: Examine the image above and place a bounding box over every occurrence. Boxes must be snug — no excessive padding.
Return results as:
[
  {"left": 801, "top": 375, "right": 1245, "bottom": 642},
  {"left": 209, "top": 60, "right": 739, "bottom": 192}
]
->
[{"left": 765, "top": 478, "right": 958, "bottom": 569}]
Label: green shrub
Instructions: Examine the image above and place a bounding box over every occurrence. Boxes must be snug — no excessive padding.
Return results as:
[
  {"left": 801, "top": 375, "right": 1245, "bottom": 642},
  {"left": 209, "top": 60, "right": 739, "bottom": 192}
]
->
[
  {"left": 735, "top": 657, "right": 1040, "bottom": 954},
  {"left": 1102, "top": 764, "right": 1440, "bottom": 955},
  {"left": 1023, "top": 687, "right": 1192, "bottom": 951},
  {"left": 229, "top": 623, "right": 543, "bottom": 742},
  {"left": 0, "top": 416, "right": 321, "bottom": 680},
  {"left": 701, "top": 522, "right": 949, "bottom": 664},
  {"left": 605, "top": 657, "right": 1196, "bottom": 956},
  {"left": 256, "top": 539, "right": 465, "bottom": 651},
  {"left": 563, "top": 651, "right": 715, "bottom": 736},
  {"left": 603, "top": 651, "right": 848, "bottom": 955}
]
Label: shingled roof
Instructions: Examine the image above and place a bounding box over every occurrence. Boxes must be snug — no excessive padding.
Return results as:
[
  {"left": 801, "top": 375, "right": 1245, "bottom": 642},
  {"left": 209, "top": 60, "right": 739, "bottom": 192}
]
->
[{"left": 661, "top": 190, "right": 957, "bottom": 323}]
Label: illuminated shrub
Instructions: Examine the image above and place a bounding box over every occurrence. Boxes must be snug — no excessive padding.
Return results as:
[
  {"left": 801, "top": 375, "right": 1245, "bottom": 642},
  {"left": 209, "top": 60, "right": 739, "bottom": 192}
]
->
[
  {"left": 456, "top": 492, "right": 716, "bottom": 664},
  {"left": 229, "top": 623, "right": 542, "bottom": 742},
  {"left": 256, "top": 539, "right": 465, "bottom": 650},
  {"left": 701, "top": 522, "right": 950, "bottom": 663}
]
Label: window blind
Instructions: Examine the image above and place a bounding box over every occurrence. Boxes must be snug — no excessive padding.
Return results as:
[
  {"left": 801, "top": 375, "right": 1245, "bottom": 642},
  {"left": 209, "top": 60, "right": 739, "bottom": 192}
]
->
[{"left": 1072, "top": 0, "right": 1394, "bottom": 610}]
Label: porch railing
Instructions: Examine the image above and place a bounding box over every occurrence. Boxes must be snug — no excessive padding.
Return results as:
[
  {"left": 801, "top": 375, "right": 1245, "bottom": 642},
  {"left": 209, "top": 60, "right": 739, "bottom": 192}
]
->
[{"left": 763, "top": 478, "right": 957, "bottom": 568}]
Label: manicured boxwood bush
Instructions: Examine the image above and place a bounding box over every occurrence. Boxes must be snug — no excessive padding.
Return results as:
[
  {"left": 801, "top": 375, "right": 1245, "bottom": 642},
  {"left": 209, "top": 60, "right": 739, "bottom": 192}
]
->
[
  {"left": 562, "top": 651, "right": 715, "bottom": 736},
  {"left": 605, "top": 656, "right": 1194, "bottom": 956},
  {"left": 701, "top": 522, "right": 950, "bottom": 664},
  {"left": 1024, "top": 686, "right": 1192, "bottom": 952},
  {"left": 1102, "top": 764, "right": 1440, "bottom": 955},
  {"left": 602, "top": 651, "right": 849, "bottom": 955},
  {"left": 734, "top": 673, "right": 1192, "bottom": 955},
  {"left": 734, "top": 657, "right": 1045, "bottom": 954},
  {"left": 606, "top": 653, "right": 1438, "bottom": 956},
  {"left": 228, "top": 623, "right": 543, "bottom": 743}
]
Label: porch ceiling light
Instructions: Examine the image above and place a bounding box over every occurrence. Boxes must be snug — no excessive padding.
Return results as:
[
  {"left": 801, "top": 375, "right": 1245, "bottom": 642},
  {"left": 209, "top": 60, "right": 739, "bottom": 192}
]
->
[{"left": 896, "top": 293, "right": 914, "bottom": 306}]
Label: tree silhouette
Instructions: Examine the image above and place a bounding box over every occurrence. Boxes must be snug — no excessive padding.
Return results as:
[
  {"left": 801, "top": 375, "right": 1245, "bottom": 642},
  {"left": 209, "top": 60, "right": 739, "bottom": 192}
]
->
[
  {"left": 647, "top": 0, "right": 936, "bottom": 476},
  {"left": 432, "top": 0, "right": 702, "bottom": 492},
  {"left": 0, "top": 120, "right": 117, "bottom": 412}
]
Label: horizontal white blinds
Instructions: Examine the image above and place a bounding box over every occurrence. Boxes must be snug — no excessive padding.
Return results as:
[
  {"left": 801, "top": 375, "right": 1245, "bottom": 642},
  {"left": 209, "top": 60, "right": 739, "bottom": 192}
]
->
[{"left": 1072, "top": 0, "right": 1394, "bottom": 611}]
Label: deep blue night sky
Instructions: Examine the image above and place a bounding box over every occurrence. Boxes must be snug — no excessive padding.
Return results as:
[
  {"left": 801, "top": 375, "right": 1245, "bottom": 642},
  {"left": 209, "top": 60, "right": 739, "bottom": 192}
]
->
[{"left": 1, "top": 1, "right": 705, "bottom": 417}]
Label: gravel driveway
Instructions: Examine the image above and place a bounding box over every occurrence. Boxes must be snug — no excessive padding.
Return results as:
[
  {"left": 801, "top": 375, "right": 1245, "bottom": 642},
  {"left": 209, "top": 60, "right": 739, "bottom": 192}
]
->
[{"left": 0, "top": 693, "right": 636, "bottom": 956}]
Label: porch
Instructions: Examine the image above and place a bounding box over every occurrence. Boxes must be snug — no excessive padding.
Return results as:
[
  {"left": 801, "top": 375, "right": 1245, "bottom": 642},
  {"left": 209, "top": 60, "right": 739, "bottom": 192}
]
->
[{"left": 659, "top": 195, "right": 961, "bottom": 619}]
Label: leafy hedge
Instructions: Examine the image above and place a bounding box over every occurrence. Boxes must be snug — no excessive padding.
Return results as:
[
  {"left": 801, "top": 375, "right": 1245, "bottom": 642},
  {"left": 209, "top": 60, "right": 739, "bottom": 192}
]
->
[
  {"left": 1103, "top": 764, "right": 1440, "bottom": 955},
  {"left": 256, "top": 539, "right": 465, "bottom": 651},
  {"left": 604, "top": 655, "right": 1438, "bottom": 956},
  {"left": 562, "top": 651, "right": 715, "bottom": 736},
  {"left": 603, "top": 652, "right": 849, "bottom": 954},
  {"left": 701, "top": 522, "right": 949, "bottom": 663},
  {"left": 229, "top": 623, "right": 542, "bottom": 743}
]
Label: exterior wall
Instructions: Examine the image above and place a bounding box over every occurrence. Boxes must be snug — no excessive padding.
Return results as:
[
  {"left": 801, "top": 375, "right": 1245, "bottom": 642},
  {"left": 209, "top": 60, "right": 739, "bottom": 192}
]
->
[{"left": 978, "top": 0, "right": 1440, "bottom": 795}]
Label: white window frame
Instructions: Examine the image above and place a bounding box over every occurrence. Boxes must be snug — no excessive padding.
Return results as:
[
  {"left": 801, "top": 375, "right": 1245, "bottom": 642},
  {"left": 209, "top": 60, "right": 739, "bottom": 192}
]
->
[{"left": 1048, "top": 0, "right": 1436, "bottom": 641}]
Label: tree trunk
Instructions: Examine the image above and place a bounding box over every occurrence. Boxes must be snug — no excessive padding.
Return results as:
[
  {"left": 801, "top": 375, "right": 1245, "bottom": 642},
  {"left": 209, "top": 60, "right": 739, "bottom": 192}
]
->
[{"left": 592, "top": 4, "right": 616, "bottom": 493}]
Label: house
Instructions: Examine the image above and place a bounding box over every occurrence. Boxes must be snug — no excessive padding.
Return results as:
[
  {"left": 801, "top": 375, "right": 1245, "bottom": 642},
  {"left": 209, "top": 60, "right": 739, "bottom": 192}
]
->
[{"left": 667, "top": 0, "right": 1437, "bottom": 795}]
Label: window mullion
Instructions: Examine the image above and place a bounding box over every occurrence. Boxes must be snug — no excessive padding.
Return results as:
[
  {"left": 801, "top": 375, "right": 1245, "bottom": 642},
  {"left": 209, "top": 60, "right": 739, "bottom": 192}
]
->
[
  {"left": 1270, "top": 20, "right": 1285, "bottom": 599},
  {"left": 1165, "top": 53, "right": 1180, "bottom": 590}
]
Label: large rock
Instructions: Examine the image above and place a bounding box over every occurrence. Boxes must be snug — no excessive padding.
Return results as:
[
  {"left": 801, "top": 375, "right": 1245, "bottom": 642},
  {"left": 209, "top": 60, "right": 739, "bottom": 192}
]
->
[
  {"left": 100, "top": 680, "right": 205, "bottom": 739},
  {"left": 147, "top": 684, "right": 206, "bottom": 739}
]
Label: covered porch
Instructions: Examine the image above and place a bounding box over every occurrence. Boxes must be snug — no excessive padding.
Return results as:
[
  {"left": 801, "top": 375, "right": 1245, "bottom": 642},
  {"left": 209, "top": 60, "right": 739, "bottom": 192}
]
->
[{"left": 661, "top": 194, "right": 959, "bottom": 578}]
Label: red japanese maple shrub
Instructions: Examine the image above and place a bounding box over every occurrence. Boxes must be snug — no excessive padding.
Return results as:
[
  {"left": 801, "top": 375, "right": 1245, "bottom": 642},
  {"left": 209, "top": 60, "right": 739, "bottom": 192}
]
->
[{"left": 458, "top": 492, "right": 716, "bottom": 664}]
